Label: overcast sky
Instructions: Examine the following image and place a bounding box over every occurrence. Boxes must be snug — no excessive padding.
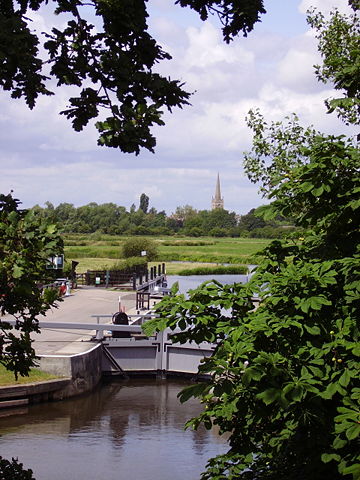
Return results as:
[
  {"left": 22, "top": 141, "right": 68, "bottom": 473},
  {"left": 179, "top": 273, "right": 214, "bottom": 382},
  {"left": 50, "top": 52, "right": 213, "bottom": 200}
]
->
[{"left": 0, "top": 0, "right": 356, "bottom": 215}]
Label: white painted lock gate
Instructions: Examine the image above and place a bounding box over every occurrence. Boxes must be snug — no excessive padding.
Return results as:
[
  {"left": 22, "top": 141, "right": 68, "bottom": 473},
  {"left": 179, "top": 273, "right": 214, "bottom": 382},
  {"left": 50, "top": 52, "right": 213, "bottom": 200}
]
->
[{"left": 102, "top": 328, "right": 216, "bottom": 377}]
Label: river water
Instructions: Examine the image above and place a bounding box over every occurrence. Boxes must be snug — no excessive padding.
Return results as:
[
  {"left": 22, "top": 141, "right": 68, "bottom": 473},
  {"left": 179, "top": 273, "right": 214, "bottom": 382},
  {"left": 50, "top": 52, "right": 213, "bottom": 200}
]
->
[
  {"left": 0, "top": 379, "right": 227, "bottom": 480},
  {"left": 166, "top": 274, "right": 248, "bottom": 294}
]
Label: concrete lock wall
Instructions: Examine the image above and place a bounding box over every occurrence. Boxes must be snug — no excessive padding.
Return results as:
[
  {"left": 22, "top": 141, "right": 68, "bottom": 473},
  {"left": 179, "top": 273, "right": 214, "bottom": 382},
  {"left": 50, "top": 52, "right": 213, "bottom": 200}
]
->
[{"left": 38, "top": 343, "right": 103, "bottom": 400}]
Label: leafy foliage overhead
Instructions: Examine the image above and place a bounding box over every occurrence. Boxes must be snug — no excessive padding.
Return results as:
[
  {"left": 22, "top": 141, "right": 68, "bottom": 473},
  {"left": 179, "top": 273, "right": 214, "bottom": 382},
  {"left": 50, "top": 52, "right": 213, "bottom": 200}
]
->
[
  {"left": 175, "top": 0, "right": 265, "bottom": 40},
  {"left": 0, "top": 0, "right": 266, "bottom": 154}
]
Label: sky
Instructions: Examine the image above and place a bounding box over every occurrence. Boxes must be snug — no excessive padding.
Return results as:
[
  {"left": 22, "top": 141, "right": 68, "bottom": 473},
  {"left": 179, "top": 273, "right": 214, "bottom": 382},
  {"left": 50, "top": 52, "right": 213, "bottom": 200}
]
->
[{"left": 0, "top": 0, "right": 356, "bottom": 215}]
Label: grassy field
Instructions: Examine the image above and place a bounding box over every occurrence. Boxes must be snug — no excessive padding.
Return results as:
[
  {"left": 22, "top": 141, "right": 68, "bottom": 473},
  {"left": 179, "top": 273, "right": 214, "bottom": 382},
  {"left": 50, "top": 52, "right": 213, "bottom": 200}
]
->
[
  {"left": 0, "top": 365, "right": 59, "bottom": 386},
  {"left": 63, "top": 234, "right": 271, "bottom": 273}
]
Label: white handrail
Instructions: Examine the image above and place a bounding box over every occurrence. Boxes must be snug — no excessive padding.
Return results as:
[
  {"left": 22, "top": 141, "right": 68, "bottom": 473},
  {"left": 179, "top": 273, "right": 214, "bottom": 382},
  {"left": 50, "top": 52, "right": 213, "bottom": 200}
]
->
[{"left": 3, "top": 319, "right": 143, "bottom": 340}]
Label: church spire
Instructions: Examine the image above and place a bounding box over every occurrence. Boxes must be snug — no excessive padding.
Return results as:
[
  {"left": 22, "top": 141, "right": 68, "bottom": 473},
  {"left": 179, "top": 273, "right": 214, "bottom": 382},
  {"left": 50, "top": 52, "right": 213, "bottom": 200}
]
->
[{"left": 212, "top": 173, "right": 224, "bottom": 210}]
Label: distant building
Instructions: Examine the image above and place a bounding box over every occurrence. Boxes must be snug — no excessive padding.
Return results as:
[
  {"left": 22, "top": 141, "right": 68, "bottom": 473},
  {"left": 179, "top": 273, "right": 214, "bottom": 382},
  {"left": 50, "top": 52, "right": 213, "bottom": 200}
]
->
[{"left": 211, "top": 173, "right": 224, "bottom": 210}]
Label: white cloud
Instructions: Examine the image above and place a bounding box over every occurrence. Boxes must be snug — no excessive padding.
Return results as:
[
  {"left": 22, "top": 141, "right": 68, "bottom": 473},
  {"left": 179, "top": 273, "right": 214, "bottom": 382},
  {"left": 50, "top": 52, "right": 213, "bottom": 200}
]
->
[
  {"left": 277, "top": 47, "right": 320, "bottom": 92},
  {"left": 299, "top": 0, "right": 354, "bottom": 15},
  {"left": 184, "top": 23, "right": 253, "bottom": 69}
]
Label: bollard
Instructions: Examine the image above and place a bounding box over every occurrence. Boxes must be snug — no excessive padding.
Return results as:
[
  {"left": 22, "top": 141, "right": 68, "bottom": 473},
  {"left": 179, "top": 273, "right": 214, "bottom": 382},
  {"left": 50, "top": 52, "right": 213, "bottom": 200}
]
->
[{"left": 64, "top": 282, "right": 71, "bottom": 296}]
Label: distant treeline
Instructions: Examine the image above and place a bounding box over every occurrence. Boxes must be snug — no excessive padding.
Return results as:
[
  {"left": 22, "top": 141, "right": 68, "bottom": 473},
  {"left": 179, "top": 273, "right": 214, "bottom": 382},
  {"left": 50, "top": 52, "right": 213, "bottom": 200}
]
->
[{"left": 31, "top": 199, "right": 298, "bottom": 239}]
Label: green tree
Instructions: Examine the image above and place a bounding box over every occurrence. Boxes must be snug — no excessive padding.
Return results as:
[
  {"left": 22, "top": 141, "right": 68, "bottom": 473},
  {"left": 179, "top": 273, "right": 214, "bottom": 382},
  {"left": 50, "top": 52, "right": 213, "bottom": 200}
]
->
[
  {"left": 139, "top": 193, "right": 149, "bottom": 214},
  {"left": 53, "top": 202, "right": 76, "bottom": 232},
  {"left": 0, "top": 193, "right": 63, "bottom": 378},
  {"left": 307, "top": 6, "right": 360, "bottom": 125},
  {"left": 122, "top": 236, "right": 158, "bottom": 261},
  {"left": 238, "top": 208, "right": 267, "bottom": 231},
  {"left": 143, "top": 5, "right": 360, "bottom": 480},
  {"left": 205, "top": 208, "right": 237, "bottom": 231},
  {"left": 0, "top": 0, "right": 266, "bottom": 154},
  {"left": 145, "top": 134, "right": 360, "bottom": 480}
]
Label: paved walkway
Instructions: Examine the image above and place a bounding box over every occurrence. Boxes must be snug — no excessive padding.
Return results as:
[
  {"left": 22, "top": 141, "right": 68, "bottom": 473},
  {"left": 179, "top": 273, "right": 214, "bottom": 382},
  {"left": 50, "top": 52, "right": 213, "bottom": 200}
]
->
[{"left": 14, "top": 287, "right": 137, "bottom": 356}]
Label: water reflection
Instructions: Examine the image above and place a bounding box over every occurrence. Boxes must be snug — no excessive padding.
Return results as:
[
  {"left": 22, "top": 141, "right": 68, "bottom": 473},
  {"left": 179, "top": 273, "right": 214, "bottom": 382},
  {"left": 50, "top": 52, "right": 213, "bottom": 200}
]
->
[{"left": 0, "top": 379, "right": 227, "bottom": 480}]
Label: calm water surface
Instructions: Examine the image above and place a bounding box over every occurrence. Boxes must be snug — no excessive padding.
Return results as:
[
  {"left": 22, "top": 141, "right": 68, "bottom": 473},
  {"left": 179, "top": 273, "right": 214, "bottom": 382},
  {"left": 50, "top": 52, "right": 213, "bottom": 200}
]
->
[
  {"left": 167, "top": 274, "right": 248, "bottom": 294},
  {"left": 0, "top": 379, "right": 227, "bottom": 480}
]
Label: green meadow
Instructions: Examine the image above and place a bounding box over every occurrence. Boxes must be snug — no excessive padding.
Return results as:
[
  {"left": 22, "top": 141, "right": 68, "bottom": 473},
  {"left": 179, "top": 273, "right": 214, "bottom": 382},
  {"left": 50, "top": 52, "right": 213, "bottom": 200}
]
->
[{"left": 63, "top": 234, "right": 271, "bottom": 274}]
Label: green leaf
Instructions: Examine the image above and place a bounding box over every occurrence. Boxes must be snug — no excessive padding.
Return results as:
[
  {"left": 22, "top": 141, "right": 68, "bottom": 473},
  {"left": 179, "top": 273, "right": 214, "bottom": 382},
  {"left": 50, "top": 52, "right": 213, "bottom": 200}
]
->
[
  {"left": 302, "top": 181, "right": 314, "bottom": 192},
  {"left": 255, "top": 204, "right": 277, "bottom": 221},
  {"left": 304, "top": 324, "right": 321, "bottom": 335},
  {"left": 321, "top": 382, "right": 337, "bottom": 399},
  {"left": 309, "top": 296, "right": 332, "bottom": 310},
  {"left": 333, "top": 436, "right": 347, "bottom": 450},
  {"left": 346, "top": 424, "right": 360, "bottom": 441},
  {"left": 312, "top": 185, "right": 324, "bottom": 196},
  {"left": 321, "top": 453, "right": 340, "bottom": 463},
  {"left": 12, "top": 264, "right": 24, "bottom": 278},
  {"left": 170, "top": 281, "right": 180, "bottom": 295},
  {"left": 342, "top": 463, "right": 360, "bottom": 479},
  {"left": 257, "top": 388, "right": 280, "bottom": 406},
  {"left": 339, "top": 369, "right": 351, "bottom": 388},
  {"left": 242, "top": 367, "right": 263, "bottom": 386},
  {"left": 178, "top": 383, "right": 209, "bottom": 403},
  {"left": 352, "top": 344, "right": 360, "bottom": 356},
  {"left": 46, "top": 224, "right": 57, "bottom": 234}
]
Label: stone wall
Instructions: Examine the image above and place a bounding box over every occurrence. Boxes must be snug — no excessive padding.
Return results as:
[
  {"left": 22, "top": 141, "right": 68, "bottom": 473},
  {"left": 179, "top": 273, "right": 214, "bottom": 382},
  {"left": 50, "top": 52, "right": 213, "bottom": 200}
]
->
[{"left": 39, "top": 343, "right": 103, "bottom": 400}]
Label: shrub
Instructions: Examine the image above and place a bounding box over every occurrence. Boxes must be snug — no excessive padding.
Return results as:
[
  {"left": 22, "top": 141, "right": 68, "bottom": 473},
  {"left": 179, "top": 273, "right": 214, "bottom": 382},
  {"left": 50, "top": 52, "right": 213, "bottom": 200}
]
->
[
  {"left": 209, "top": 227, "right": 229, "bottom": 237},
  {"left": 110, "top": 257, "right": 147, "bottom": 272},
  {"left": 121, "top": 237, "right": 158, "bottom": 261},
  {"left": 161, "top": 240, "right": 215, "bottom": 247}
]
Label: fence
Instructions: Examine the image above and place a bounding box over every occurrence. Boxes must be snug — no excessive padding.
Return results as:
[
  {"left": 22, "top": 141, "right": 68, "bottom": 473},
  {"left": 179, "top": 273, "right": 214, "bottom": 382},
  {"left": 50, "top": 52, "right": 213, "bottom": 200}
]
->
[{"left": 77, "top": 263, "right": 166, "bottom": 290}]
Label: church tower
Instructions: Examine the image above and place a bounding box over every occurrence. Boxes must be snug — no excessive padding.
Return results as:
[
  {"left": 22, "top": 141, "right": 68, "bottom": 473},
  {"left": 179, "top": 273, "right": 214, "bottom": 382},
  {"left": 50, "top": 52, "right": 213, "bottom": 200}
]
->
[{"left": 212, "top": 173, "right": 224, "bottom": 210}]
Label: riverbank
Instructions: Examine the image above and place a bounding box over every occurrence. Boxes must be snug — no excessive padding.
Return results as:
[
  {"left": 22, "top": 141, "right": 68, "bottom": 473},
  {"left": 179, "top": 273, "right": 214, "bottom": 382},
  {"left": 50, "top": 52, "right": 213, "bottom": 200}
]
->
[
  {"left": 0, "top": 365, "right": 59, "bottom": 386},
  {"left": 0, "top": 378, "right": 72, "bottom": 409}
]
